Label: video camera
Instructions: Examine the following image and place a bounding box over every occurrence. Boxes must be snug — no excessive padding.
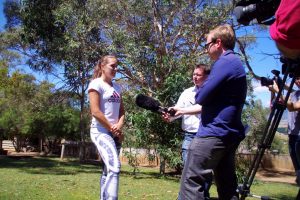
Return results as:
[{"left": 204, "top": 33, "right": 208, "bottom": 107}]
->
[
  {"left": 233, "top": 0, "right": 280, "bottom": 25},
  {"left": 260, "top": 57, "right": 300, "bottom": 88},
  {"left": 260, "top": 69, "right": 283, "bottom": 87}
]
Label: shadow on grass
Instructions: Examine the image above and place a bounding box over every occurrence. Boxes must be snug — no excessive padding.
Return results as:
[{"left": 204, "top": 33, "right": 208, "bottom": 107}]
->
[
  {"left": 203, "top": 193, "right": 297, "bottom": 200},
  {"left": 0, "top": 156, "right": 180, "bottom": 183},
  {"left": 275, "top": 193, "right": 299, "bottom": 200},
  {"left": 120, "top": 168, "right": 180, "bottom": 183},
  {"left": 0, "top": 156, "right": 101, "bottom": 175},
  {"left": 258, "top": 169, "right": 295, "bottom": 178},
  {"left": 241, "top": 183, "right": 299, "bottom": 200},
  {"left": 248, "top": 194, "right": 297, "bottom": 200}
]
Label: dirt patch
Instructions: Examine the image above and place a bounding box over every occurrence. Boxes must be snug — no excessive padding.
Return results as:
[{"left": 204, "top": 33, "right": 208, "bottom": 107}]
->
[{"left": 256, "top": 169, "right": 297, "bottom": 185}]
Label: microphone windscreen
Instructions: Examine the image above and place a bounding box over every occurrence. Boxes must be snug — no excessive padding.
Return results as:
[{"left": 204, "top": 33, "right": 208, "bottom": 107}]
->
[
  {"left": 135, "top": 94, "right": 161, "bottom": 112},
  {"left": 233, "top": 6, "right": 243, "bottom": 21}
]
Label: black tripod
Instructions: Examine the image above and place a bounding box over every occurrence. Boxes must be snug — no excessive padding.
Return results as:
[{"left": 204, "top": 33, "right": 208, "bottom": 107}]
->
[{"left": 238, "top": 58, "right": 300, "bottom": 200}]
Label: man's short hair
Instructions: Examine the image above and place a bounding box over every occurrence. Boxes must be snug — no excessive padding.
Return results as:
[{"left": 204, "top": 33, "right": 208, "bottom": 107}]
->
[
  {"left": 208, "top": 24, "right": 236, "bottom": 50},
  {"left": 195, "top": 64, "right": 211, "bottom": 75}
]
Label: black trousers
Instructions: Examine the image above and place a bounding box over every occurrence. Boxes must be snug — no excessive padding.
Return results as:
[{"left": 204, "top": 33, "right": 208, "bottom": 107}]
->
[{"left": 179, "top": 136, "right": 241, "bottom": 200}]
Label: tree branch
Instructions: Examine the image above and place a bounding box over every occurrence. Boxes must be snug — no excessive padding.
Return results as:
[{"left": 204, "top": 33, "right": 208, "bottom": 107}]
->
[{"left": 236, "top": 39, "right": 261, "bottom": 80}]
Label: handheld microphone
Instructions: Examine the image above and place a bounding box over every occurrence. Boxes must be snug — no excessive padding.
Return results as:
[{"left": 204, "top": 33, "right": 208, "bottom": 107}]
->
[{"left": 135, "top": 94, "right": 176, "bottom": 116}]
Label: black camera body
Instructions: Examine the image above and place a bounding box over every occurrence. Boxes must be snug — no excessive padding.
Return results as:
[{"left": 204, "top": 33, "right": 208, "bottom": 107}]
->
[
  {"left": 260, "top": 69, "right": 282, "bottom": 87},
  {"left": 234, "top": 0, "right": 280, "bottom": 25}
]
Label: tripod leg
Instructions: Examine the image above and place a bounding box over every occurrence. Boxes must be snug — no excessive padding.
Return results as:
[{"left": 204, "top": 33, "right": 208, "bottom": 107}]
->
[{"left": 239, "top": 58, "right": 300, "bottom": 200}]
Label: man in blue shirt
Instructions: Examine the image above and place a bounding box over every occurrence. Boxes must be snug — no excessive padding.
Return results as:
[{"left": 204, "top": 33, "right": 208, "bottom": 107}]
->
[{"left": 179, "top": 24, "right": 247, "bottom": 200}]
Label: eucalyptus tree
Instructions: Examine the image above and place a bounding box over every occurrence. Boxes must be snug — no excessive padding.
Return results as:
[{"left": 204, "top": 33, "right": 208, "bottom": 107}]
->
[
  {"left": 0, "top": 29, "right": 22, "bottom": 151},
  {"left": 4, "top": 0, "right": 235, "bottom": 162},
  {"left": 0, "top": 68, "right": 38, "bottom": 151},
  {"left": 4, "top": 0, "right": 267, "bottom": 170},
  {"left": 4, "top": 0, "right": 111, "bottom": 159},
  {"left": 0, "top": 67, "right": 82, "bottom": 152},
  {"left": 99, "top": 0, "right": 238, "bottom": 172}
]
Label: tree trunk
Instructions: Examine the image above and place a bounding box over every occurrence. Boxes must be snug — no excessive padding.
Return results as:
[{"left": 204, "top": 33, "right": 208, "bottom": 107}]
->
[
  {"left": 79, "top": 84, "right": 86, "bottom": 162},
  {"left": 159, "top": 156, "right": 165, "bottom": 174},
  {"left": 60, "top": 144, "right": 65, "bottom": 160},
  {"left": 39, "top": 137, "right": 43, "bottom": 152}
]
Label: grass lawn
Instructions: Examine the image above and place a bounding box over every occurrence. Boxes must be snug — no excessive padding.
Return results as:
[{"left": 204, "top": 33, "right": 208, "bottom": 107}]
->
[{"left": 0, "top": 156, "right": 298, "bottom": 200}]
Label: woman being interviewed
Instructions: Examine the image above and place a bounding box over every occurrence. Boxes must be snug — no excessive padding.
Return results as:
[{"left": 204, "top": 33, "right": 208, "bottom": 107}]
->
[{"left": 88, "top": 55, "right": 125, "bottom": 200}]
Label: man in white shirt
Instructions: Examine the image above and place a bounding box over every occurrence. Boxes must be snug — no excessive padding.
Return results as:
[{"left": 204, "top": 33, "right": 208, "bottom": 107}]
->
[
  {"left": 163, "top": 64, "right": 210, "bottom": 163},
  {"left": 163, "top": 64, "right": 210, "bottom": 200}
]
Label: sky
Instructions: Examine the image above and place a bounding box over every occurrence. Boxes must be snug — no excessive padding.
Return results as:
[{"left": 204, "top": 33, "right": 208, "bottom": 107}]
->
[
  {"left": 0, "top": 1, "right": 5, "bottom": 30},
  {"left": 0, "top": 1, "right": 288, "bottom": 107},
  {"left": 237, "top": 28, "right": 282, "bottom": 107}
]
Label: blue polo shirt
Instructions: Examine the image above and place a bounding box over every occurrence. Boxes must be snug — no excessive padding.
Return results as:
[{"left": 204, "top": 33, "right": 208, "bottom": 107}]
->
[{"left": 195, "top": 50, "right": 247, "bottom": 138}]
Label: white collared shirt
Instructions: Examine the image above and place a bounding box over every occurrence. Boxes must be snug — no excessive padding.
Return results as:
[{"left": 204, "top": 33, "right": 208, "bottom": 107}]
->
[{"left": 176, "top": 86, "right": 201, "bottom": 132}]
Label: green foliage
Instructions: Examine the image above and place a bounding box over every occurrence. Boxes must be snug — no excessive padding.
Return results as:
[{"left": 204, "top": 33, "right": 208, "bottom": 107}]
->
[
  {"left": 0, "top": 67, "right": 81, "bottom": 151},
  {"left": 0, "top": 32, "right": 21, "bottom": 68},
  {"left": 0, "top": 70, "right": 36, "bottom": 138},
  {"left": 235, "top": 153, "right": 253, "bottom": 183},
  {"left": 270, "top": 134, "right": 288, "bottom": 154},
  {"left": 241, "top": 98, "right": 288, "bottom": 154},
  {"left": 122, "top": 69, "right": 193, "bottom": 173},
  {"left": 102, "top": 1, "right": 233, "bottom": 91},
  {"left": 122, "top": 148, "right": 140, "bottom": 175},
  {"left": 241, "top": 99, "right": 270, "bottom": 152},
  {"left": 104, "top": 0, "right": 234, "bottom": 173},
  {"left": 23, "top": 105, "right": 81, "bottom": 140},
  {"left": 8, "top": 1, "right": 110, "bottom": 157}
]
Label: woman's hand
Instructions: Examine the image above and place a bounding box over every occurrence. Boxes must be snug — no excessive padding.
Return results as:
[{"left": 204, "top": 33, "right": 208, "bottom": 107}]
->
[
  {"left": 110, "top": 125, "right": 124, "bottom": 143},
  {"left": 110, "top": 124, "right": 122, "bottom": 136},
  {"left": 112, "top": 123, "right": 122, "bottom": 132}
]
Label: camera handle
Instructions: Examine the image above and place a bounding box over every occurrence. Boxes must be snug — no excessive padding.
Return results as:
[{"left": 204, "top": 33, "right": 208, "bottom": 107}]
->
[{"left": 238, "top": 58, "right": 300, "bottom": 200}]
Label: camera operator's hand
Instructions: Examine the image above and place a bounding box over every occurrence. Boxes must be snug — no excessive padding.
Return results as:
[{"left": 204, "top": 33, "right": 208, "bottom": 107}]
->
[
  {"left": 268, "top": 80, "right": 287, "bottom": 105},
  {"left": 268, "top": 80, "right": 279, "bottom": 93}
]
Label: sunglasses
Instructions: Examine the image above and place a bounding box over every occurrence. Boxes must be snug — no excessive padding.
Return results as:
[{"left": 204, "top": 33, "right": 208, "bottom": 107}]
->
[{"left": 204, "top": 40, "right": 216, "bottom": 50}]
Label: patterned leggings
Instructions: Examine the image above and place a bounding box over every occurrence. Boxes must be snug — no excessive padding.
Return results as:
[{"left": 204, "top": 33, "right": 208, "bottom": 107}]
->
[{"left": 90, "top": 129, "right": 121, "bottom": 200}]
